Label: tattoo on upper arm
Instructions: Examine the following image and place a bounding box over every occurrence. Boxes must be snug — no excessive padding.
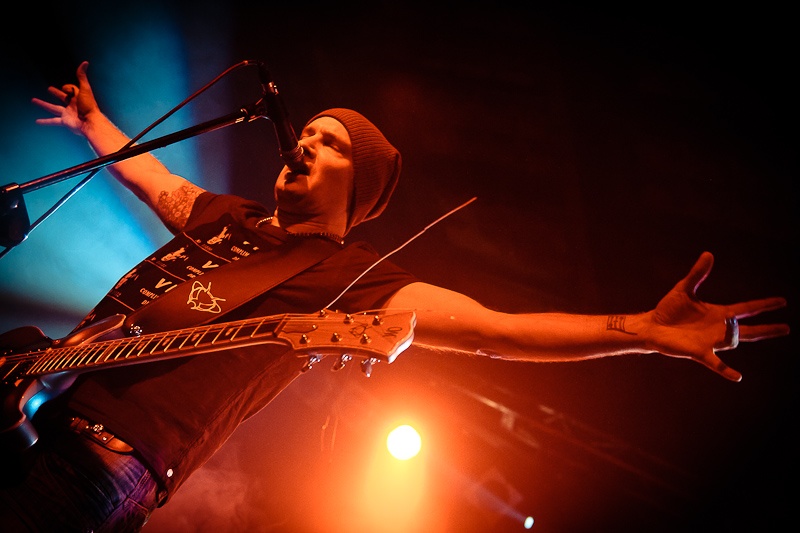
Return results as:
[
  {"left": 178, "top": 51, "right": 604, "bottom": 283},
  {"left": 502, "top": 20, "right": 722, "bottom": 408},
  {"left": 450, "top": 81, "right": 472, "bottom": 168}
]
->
[
  {"left": 156, "top": 184, "right": 203, "bottom": 232},
  {"left": 607, "top": 315, "right": 637, "bottom": 335}
]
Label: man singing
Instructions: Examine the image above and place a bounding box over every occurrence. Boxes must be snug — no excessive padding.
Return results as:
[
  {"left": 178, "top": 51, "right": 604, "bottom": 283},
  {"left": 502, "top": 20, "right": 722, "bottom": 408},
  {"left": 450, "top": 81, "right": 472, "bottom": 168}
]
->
[{"left": 0, "top": 62, "right": 788, "bottom": 532}]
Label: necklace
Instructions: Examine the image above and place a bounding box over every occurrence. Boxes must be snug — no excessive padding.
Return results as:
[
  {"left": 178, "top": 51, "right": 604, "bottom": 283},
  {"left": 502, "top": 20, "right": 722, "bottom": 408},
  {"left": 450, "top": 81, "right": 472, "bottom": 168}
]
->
[{"left": 256, "top": 217, "right": 344, "bottom": 245}]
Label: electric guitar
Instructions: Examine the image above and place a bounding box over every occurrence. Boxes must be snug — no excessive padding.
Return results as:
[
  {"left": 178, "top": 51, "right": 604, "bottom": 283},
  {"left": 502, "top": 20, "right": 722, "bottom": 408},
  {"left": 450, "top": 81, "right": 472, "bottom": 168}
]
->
[{"left": 0, "top": 309, "right": 416, "bottom": 453}]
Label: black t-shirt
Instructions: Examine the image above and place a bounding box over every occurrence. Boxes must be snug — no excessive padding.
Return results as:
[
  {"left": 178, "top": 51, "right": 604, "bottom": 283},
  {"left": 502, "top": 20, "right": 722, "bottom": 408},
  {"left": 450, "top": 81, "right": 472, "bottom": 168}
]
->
[{"left": 62, "top": 193, "right": 417, "bottom": 500}]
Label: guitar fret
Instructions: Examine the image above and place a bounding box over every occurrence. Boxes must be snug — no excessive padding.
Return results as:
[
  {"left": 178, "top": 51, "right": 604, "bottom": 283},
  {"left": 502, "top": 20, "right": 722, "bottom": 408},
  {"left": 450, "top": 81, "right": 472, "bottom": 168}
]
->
[
  {"left": 233, "top": 322, "right": 250, "bottom": 340},
  {"left": 176, "top": 329, "right": 201, "bottom": 350},
  {"left": 54, "top": 348, "right": 75, "bottom": 370},
  {"left": 27, "top": 354, "right": 49, "bottom": 374},
  {"left": 149, "top": 334, "right": 168, "bottom": 353},
  {"left": 36, "top": 350, "right": 60, "bottom": 373},
  {"left": 254, "top": 318, "right": 278, "bottom": 338},
  {"left": 126, "top": 336, "right": 153, "bottom": 358},
  {"left": 84, "top": 345, "right": 105, "bottom": 365},
  {"left": 100, "top": 340, "right": 128, "bottom": 362},
  {"left": 76, "top": 345, "right": 101, "bottom": 367},
  {"left": 110, "top": 341, "right": 128, "bottom": 360},
  {"left": 157, "top": 332, "right": 181, "bottom": 353},
  {"left": 147, "top": 333, "right": 169, "bottom": 354},
  {"left": 174, "top": 329, "right": 193, "bottom": 350},
  {"left": 51, "top": 350, "right": 73, "bottom": 371},
  {"left": 139, "top": 337, "right": 159, "bottom": 357},
  {"left": 166, "top": 330, "right": 194, "bottom": 352},
  {"left": 52, "top": 346, "right": 78, "bottom": 368},
  {"left": 63, "top": 346, "right": 85, "bottom": 368},
  {"left": 210, "top": 325, "right": 228, "bottom": 345},
  {"left": 221, "top": 323, "right": 244, "bottom": 343},
  {"left": 187, "top": 327, "right": 213, "bottom": 348},
  {"left": 117, "top": 339, "right": 138, "bottom": 359},
  {"left": 164, "top": 332, "right": 181, "bottom": 353},
  {"left": 4, "top": 358, "right": 29, "bottom": 380},
  {"left": 36, "top": 351, "right": 62, "bottom": 373},
  {"left": 237, "top": 319, "right": 266, "bottom": 339},
  {"left": 27, "top": 354, "right": 47, "bottom": 374},
  {"left": 190, "top": 328, "right": 214, "bottom": 348},
  {"left": 257, "top": 318, "right": 273, "bottom": 336},
  {"left": 84, "top": 345, "right": 107, "bottom": 366}
]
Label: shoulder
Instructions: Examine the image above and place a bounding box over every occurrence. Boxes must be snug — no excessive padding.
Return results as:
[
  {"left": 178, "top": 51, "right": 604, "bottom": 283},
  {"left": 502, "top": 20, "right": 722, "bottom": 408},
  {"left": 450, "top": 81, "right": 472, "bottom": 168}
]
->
[
  {"left": 183, "top": 193, "right": 272, "bottom": 232},
  {"left": 156, "top": 182, "right": 207, "bottom": 233}
]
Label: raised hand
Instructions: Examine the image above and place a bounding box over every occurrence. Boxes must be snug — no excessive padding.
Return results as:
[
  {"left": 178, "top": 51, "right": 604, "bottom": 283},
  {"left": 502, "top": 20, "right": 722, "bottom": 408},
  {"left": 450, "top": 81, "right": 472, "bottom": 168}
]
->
[
  {"left": 31, "top": 61, "right": 99, "bottom": 136},
  {"left": 648, "top": 251, "right": 788, "bottom": 382}
]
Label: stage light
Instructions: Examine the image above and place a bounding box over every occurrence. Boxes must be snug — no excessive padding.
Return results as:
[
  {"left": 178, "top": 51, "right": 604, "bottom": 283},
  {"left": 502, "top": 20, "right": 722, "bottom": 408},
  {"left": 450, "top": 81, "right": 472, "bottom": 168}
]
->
[
  {"left": 386, "top": 424, "right": 421, "bottom": 460},
  {"left": 524, "top": 515, "right": 534, "bottom": 529}
]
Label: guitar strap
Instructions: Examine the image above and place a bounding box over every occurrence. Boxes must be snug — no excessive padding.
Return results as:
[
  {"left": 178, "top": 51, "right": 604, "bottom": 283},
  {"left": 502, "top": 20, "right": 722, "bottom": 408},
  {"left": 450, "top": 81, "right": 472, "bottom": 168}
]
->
[{"left": 123, "top": 236, "right": 344, "bottom": 334}]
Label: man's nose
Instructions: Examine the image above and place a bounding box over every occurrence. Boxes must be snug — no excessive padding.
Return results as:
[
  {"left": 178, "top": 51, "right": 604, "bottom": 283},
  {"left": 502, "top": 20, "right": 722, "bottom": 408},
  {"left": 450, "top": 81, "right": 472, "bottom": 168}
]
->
[{"left": 298, "top": 134, "right": 318, "bottom": 158}]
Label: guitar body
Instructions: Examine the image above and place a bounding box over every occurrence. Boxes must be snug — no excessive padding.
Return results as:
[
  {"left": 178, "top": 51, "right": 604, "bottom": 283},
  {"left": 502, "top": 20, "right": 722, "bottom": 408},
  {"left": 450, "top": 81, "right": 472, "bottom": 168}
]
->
[{"left": 0, "top": 316, "right": 127, "bottom": 453}]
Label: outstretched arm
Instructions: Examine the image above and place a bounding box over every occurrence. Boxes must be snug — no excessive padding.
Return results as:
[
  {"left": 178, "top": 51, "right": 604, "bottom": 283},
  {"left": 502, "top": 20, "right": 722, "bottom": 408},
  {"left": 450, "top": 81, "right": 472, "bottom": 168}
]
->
[
  {"left": 384, "top": 252, "right": 788, "bottom": 382},
  {"left": 32, "top": 61, "right": 205, "bottom": 233}
]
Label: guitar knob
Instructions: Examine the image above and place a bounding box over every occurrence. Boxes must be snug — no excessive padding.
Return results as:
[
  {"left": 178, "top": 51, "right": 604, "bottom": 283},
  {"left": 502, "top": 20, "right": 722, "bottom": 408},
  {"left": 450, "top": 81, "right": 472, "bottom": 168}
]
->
[
  {"left": 360, "top": 358, "right": 377, "bottom": 378},
  {"left": 301, "top": 355, "right": 321, "bottom": 373},
  {"left": 331, "top": 354, "right": 351, "bottom": 372}
]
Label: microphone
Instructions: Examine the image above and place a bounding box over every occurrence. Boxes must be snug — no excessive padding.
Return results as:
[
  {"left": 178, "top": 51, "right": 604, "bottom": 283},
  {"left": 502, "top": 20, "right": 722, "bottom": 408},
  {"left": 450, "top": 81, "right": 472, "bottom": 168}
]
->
[{"left": 255, "top": 63, "right": 308, "bottom": 174}]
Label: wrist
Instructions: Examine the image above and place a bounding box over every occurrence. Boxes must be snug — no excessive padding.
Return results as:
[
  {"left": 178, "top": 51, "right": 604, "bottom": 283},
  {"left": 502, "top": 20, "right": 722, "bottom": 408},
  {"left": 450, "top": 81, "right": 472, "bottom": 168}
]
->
[
  {"left": 628, "top": 311, "right": 657, "bottom": 353},
  {"left": 78, "top": 109, "right": 107, "bottom": 137},
  {"left": 605, "top": 312, "right": 655, "bottom": 353}
]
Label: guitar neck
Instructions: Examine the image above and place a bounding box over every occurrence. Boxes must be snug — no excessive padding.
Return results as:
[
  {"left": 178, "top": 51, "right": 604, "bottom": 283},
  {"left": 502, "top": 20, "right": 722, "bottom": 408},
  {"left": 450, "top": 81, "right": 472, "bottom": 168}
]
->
[
  {"left": 6, "top": 309, "right": 415, "bottom": 382},
  {"left": 22, "top": 316, "right": 288, "bottom": 377}
]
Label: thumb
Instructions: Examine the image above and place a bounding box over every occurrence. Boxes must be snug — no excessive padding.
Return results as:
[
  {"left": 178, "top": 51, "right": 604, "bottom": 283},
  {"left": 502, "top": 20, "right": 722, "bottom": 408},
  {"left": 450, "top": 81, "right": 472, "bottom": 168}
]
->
[
  {"left": 76, "top": 61, "right": 90, "bottom": 84},
  {"left": 700, "top": 350, "right": 742, "bottom": 382}
]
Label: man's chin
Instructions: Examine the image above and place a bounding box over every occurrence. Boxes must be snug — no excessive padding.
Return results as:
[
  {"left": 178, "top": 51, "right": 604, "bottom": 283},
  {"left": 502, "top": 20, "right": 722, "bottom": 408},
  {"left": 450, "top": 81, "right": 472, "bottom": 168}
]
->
[{"left": 274, "top": 192, "right": 308, "bottom": 217}]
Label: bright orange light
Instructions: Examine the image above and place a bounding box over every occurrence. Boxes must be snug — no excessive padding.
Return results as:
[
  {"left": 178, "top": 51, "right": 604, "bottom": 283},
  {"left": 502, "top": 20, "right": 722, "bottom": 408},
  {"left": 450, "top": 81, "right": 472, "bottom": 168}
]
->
[{"left": 386, "top": 424, "right": 421, "bottom": 460}]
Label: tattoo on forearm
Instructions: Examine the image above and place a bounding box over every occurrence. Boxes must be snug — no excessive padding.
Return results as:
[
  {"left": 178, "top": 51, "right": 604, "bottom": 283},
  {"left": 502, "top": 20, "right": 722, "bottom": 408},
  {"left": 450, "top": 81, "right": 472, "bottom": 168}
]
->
[
  {"left": 607, "top": 315, "right": 637, "bottom": 335},
  {"left": 157, "top": 185, "right": 202, "bottom": 232}
]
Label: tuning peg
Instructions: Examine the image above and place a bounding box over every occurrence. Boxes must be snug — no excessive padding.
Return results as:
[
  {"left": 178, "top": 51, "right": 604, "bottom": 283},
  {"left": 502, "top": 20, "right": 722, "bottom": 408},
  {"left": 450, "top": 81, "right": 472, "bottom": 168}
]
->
[
  {"left": 301, "top": 355, "right": 321, "bottom": 373},
  {"left": 331, "top": 354, "right": 351, "bottom": 372},
  {"left": 360, "top": 357, "right": 378, "bottom": 377}
]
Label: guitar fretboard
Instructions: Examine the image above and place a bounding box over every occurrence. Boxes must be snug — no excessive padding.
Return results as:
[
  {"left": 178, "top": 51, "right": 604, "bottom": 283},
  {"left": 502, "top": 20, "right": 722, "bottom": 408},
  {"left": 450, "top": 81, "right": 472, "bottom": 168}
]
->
[{"left": 23, "top": 316, "right": 287, "bottom": 377}]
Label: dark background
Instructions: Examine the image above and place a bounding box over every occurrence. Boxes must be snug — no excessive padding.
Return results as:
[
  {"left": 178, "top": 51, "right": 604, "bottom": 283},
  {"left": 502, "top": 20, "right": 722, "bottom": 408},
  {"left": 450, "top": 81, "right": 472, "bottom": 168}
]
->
[{"left": 1, "top": 3, "right": 795, "bottom": 532}]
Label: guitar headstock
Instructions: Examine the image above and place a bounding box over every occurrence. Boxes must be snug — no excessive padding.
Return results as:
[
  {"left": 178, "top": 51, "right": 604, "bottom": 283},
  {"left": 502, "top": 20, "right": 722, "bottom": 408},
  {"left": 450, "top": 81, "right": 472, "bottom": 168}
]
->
[{"left": 274, "top": 310, "right": 416, "bottom": 376}]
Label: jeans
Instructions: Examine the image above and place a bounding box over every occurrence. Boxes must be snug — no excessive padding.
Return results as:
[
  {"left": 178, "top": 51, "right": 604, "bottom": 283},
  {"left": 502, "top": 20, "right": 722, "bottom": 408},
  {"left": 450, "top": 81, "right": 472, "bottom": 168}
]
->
[{"left": 0, "top": 429, "right": 159, "bottom": 532}]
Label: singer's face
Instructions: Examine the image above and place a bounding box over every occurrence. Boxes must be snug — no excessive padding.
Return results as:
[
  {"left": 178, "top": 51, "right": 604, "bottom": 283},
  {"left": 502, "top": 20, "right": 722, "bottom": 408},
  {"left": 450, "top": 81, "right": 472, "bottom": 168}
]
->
[{"left": 274, "top": 117, "right": 353, "bottom": 223}]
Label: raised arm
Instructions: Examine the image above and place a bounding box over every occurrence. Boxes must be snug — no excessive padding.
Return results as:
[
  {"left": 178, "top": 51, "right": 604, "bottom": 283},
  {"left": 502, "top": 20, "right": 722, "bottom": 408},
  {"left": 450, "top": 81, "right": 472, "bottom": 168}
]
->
[
  {"left": 32, "top": 62, "right": 205, "bottom": 233},
  {"left": 384, "top": 252, "right": 788, "bottom": 382}
]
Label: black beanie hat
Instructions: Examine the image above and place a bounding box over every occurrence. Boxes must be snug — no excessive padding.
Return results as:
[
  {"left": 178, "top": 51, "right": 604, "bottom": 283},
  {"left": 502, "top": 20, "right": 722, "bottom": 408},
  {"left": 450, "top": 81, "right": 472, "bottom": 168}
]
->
[{"left": 307, "top": 109, "right": 401, "bottom": 233}]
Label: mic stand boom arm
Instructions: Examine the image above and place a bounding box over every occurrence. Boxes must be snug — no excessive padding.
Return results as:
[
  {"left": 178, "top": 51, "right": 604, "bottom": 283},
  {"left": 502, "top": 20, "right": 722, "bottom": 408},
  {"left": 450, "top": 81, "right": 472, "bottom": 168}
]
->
[{"left": 0, "top": 98, "right": 269, "bottom": 253}]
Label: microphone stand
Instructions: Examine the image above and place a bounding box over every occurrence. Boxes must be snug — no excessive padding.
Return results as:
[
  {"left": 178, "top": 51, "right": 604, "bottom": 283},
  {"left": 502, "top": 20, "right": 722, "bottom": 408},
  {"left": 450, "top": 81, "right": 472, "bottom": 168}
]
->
[{"left": 0, "top": 97, "right": 272, "bottom": 259}]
